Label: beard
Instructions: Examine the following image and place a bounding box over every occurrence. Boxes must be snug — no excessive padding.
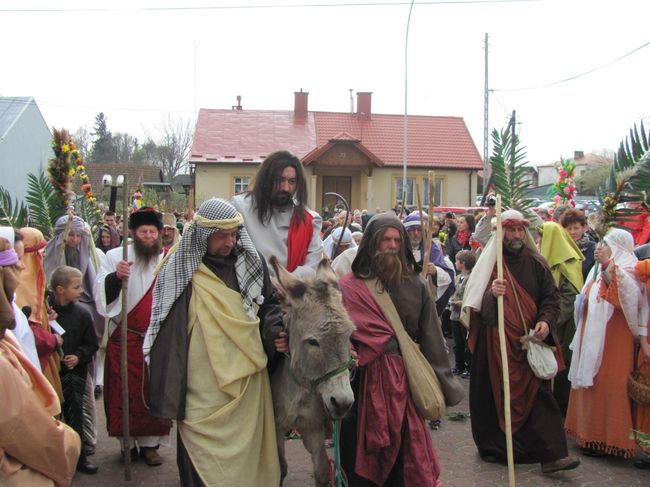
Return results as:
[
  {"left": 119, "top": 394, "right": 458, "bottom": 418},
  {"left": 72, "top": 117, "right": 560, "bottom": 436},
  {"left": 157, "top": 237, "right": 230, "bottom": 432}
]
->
[
  {"left": 371, "top": 251, "right": 405, "bottom": 289},
  {"left": 504, "top": 238, "right": 524, "bottom": 252},
  {"left": 162, "top": 233, "right": 175, "bottom": 247},
  {"left": 271, "top": 190, "right": 292, "bottom": 207},
  {"left": 134, "top": 235, "right": 162, "bottom": 265}
]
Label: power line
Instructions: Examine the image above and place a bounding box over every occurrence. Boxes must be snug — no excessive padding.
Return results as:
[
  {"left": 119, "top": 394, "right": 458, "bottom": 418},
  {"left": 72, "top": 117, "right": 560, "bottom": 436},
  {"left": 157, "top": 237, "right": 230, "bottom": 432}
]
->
[
  {"left": 0, "top": 0, "right": 540, "bottom": 13},
  {"left": 493, "top": 40, "right": 650, "bottom": 92}
]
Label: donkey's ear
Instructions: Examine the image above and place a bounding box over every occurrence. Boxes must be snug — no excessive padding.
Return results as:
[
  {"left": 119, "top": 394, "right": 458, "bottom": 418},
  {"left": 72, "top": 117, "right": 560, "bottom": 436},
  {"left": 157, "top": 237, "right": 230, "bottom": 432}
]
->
[
  {"left": 270, "top": 255, "right": 306, "bottom": 301},
  {"left": 316, "top": 257, "right": 338, "bottom": 283}
]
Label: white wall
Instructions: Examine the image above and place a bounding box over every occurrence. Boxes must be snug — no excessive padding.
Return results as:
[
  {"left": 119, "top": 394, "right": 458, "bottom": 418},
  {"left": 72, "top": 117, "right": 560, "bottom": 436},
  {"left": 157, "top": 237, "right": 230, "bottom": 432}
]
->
[{"left": 0, "top": 103, "right": 51, "bottom": 203}]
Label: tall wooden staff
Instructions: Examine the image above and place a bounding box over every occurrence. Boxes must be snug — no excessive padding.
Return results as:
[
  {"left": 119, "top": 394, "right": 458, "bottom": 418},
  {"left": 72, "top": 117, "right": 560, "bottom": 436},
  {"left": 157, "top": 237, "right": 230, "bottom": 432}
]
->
[
  {"left": 495, "top": 195, "right": 515, "bottom": 486},
  {"left": 119, "top": 176, "right": 132, "bottom": 481},
  {"left": 422, "top": 171, "right": 436, "bottom": 272}
]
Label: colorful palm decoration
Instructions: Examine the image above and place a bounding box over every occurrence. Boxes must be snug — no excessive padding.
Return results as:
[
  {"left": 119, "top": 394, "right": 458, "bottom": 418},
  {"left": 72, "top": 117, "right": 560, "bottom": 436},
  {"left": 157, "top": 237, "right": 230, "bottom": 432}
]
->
[{"left": 547, "top": 158, "right": 577, "bottom": 208}]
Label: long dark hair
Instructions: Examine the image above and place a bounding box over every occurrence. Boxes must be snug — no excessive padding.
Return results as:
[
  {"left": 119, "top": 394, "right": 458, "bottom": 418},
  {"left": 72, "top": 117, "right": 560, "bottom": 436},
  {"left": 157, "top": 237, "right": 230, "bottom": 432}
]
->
[{"left": 248, "top": 150, "right": 309, "bottom": 224}]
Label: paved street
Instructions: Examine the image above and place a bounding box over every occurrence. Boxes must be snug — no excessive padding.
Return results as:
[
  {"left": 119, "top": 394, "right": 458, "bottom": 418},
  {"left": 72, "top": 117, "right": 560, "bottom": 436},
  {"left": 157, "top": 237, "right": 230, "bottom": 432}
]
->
[{"left": 73, "top": 369, "right": 649, "bottom": 487}]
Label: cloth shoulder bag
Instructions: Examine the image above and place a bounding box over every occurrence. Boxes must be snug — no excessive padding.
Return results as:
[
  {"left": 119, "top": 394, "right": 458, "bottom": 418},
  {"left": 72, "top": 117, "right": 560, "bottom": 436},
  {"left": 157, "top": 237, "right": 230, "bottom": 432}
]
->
[
  {"left": 364, "top": 279, "right": 446, "bottom": 420},
  {"left": 506, "top": 268, "right": 558, "bottom": 380}
]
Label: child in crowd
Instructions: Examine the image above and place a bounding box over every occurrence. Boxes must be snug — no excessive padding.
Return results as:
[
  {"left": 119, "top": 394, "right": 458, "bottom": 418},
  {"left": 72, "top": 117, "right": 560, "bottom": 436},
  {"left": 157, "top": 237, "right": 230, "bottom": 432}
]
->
[
  {"left": 449, "top": 250, "right": 476, "bottom": 378},
  {"left": 49, "top": 265, "right": 99, "bottom": 475}
]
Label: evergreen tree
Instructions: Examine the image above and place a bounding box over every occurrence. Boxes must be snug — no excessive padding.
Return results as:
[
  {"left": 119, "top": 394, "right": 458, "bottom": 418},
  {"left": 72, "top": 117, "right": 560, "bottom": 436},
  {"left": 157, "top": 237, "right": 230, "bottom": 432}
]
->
[{"left": 89, "top": 112, "right": 114, "bottom": 162}]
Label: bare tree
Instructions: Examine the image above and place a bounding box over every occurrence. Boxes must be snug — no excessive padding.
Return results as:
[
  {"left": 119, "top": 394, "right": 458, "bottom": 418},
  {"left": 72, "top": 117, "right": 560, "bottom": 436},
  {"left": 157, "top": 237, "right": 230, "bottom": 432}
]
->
[
  {"left": 72, "top": 126, "right": 92, "bottom": 161},
  {"left": 112, "top": 132, "right": 140, "bottom": 163},
  {"left": 144, "top": 115, "right": 194, "bottom": 180}
]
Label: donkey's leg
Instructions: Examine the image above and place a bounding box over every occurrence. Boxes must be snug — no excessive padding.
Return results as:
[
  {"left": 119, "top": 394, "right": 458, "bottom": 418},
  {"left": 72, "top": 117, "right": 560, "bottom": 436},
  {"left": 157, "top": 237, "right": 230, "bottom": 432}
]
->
[
  {"left": 301, "top": 428, "right": 330, "bottom": 487},
  {"left": 276, "top": 426, "right": 288, "bottom": 485}
]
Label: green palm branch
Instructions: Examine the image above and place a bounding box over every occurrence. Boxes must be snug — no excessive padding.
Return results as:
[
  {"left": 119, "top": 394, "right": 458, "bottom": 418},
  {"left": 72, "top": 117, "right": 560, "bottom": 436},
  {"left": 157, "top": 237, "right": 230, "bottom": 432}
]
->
[
  {"left": 596, "top": 122, "right": 650, "bottom": 236},
  {"left": 0, "top": 186, "right": 28, "bottom": 228},
  {"left": 489, "top": 127, "right": 534, "bottom": 218},
  {"left": 24, "top": 172, "right": 66, "bottom": 239},
  {"left": 75, "top": 194, "right": 102, "bottom": 233}
]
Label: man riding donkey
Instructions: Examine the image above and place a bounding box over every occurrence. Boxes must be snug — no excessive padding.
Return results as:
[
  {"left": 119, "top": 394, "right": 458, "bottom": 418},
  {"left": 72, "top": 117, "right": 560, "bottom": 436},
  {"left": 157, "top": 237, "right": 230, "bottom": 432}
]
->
[
  {"left": 143, "top": 198, "right": 284, "bottom": 486},
  {"left": 232, "top": 149, "right": 323, "bottom": 280},
  {"left": 94, "top": 208, "right": 171, "bottom": 466},
  {"left": 462, "top": 209, "right": 580, "bottom": 474}
]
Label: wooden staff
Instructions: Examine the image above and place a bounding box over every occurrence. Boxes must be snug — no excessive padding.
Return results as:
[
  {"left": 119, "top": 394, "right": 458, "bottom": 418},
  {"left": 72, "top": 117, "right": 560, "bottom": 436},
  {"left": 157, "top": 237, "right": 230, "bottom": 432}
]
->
[
  {"left": 422, "top": 171, "right": 435, "bottom": 271},
  {"left": 495, "top": 194, "right": 515, "bottom": 486},
  {"left": 119, "top": 176, "right": 131, "bottom": 481},
  {"left": 415, "top": 183, "right": 427, "bottom": 278}
]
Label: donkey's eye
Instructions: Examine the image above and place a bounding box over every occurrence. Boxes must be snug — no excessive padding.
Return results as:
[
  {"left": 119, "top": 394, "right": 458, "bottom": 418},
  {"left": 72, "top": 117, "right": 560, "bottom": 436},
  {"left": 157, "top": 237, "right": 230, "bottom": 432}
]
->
[{"left": 307, "top": 338, "right": 320, "bottom": 348}]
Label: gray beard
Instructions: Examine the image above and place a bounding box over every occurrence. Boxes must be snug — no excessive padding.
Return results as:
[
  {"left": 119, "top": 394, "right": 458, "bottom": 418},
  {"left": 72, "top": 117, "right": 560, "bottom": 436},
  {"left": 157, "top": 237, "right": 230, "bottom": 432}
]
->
[{"left": 64, "top": 246, "right": 81, "bottom": 270}]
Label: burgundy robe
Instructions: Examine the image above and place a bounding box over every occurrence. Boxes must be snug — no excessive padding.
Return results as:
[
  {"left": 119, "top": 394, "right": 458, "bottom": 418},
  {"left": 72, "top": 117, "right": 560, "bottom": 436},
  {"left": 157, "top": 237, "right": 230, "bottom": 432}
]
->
[
  {"left": 468, "top": 246, "right": 568, "bottom": 463},
  {"left": 339, "top": 274, "right": 444, "bottom": 487},
  {"left": 104, "top": 283, "right": 171, "bottom": 437}
]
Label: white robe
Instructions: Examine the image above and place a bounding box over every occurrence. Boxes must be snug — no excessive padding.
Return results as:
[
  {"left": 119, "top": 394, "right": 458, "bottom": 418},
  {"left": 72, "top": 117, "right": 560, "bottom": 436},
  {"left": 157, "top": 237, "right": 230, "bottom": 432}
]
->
[
  {"left": 94, "top": 243, "right": 162, "bottom": 323},
  {"left": 10, "top": 299, "right": 41, "bottom": 372},
  {"left": 93, "top": 243, "right": 168, "bottom": 447},
  {"left": 232, "top": 193, "right": 323, "bottom": 278}
]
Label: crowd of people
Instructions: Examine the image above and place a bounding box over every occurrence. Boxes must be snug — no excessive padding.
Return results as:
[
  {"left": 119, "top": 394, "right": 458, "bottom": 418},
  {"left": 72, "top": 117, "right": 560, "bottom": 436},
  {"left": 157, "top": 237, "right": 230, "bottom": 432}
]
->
[{"left": 1, "top": 148, "right": 649, "bottom": 486}]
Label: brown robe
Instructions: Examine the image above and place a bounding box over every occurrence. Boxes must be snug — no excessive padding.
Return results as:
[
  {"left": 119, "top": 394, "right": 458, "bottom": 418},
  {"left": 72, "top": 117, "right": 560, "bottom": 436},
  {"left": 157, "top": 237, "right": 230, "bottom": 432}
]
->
[{"left": 468, "top": 245, "right": 569, "bottom": 463}]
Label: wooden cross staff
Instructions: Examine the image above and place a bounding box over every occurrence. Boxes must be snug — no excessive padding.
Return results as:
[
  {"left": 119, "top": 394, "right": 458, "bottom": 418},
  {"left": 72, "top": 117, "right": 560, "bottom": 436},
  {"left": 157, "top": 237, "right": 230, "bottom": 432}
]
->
[
  {"left": 495, "top": 194, "right": 516, "bottom": 486},
  {"left": 119, "top": 176, "right": 131, "bottom": 481}
]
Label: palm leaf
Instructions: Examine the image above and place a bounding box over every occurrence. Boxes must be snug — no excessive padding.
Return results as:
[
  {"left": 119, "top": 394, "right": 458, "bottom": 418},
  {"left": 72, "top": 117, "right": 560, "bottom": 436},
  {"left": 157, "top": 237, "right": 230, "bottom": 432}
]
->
[
  {"left": 75, "top": 194, "right": 102, "bottom": 232},
  {"left": 489, "top": 127, "right": 534, "bottom": 218},
  {"left": 24, "top": 172, "right": 66, "bottom": 239},
  {"left": 0, "top": 186, "right": 28, "bottom": 228},
  {"left": 595, "top": 122, "right": 650, "bottom": 237}
]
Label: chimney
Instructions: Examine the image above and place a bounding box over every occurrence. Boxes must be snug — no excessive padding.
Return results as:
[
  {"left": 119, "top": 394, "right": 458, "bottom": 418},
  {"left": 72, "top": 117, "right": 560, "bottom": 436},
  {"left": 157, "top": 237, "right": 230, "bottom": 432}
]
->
[
  {"left": 574, "top": 150, "right": 584, "bottom": 160},
  {"left": 356, "top": 92, "right": 372, "bottom": 118},
  {"left": 294, "top": 89, "right": 309, "bottom": 120},
  {"left": 232, "top": 95, "right": 242, "bottom": 111}
]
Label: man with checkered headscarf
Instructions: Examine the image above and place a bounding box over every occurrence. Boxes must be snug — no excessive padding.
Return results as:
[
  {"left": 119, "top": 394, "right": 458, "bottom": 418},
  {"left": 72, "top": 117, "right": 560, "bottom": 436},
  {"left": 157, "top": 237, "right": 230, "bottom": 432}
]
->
[{"left": 144, "top": 198, "right": 283, "bottom": 487}]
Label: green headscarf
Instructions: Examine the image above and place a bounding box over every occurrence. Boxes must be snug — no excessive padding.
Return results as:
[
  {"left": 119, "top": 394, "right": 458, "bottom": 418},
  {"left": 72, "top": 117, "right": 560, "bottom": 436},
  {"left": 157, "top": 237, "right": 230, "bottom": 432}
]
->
[{"left": 539, "top": 221, "right": 584, "bottom": 292}]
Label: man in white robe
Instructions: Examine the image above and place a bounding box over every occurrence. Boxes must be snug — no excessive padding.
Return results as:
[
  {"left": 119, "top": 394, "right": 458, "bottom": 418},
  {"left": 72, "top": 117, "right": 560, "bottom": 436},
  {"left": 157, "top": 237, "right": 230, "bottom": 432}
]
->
[
  {"left": 94, "top": 207, "right": 171, "bottom": 466},
  {"left": 232, "top": 150, "right": 323, "bottom": 279}
]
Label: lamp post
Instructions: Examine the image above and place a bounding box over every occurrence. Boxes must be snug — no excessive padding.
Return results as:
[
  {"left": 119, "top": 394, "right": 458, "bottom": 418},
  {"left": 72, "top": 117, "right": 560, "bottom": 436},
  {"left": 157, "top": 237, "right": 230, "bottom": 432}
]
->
[{"left": 102, "top": 174, "right": 125, "bottom": 213}]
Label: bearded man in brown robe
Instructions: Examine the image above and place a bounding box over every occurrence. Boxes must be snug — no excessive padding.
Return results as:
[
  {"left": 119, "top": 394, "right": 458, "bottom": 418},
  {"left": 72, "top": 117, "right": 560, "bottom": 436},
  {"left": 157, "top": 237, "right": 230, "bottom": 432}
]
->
[
  {"left": 462, "top": 209, "right": 580, "bottom": 474},
  {"left": 338, "top": 212, "right": 463, "bottom": 486}
]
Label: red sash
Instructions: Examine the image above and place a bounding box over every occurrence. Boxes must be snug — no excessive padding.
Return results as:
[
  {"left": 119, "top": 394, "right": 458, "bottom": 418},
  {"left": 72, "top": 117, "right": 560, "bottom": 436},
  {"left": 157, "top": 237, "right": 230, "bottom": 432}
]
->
[
  {"left": 287, "top": 210, "right": 314, "bottom": 272},
  {"left": 104, "top": 275, "right": 171, "bottom": 437}
]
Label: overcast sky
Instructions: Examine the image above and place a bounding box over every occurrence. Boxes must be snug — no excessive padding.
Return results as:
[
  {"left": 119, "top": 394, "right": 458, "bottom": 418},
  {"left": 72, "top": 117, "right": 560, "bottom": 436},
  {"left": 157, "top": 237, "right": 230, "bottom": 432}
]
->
[{"left": 2, "top": 0, "right": 649, "bottom": 167}]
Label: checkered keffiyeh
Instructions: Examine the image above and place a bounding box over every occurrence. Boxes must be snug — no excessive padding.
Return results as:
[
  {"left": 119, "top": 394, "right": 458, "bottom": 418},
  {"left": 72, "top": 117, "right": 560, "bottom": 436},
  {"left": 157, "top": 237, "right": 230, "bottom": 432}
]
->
[{"left": 143, "top": 198, "right": 265, "bottom": 358}]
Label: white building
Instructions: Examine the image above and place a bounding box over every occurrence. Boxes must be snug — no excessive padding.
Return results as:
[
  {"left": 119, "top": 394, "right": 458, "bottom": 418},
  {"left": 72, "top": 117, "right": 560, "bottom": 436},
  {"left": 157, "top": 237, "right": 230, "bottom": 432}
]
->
[
  {"left": 0, "top": 97, "right": 52, "bottom": 203},
  {"left": 535, "top": 151, "right": 611, "bottom": 186}
]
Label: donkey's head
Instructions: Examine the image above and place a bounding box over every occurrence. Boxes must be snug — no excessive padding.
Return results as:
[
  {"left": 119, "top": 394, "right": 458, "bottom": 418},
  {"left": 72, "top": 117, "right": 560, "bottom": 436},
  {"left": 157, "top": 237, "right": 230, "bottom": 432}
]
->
[{"left": 271, "top": 256, "right": 355, "bottom": 419}]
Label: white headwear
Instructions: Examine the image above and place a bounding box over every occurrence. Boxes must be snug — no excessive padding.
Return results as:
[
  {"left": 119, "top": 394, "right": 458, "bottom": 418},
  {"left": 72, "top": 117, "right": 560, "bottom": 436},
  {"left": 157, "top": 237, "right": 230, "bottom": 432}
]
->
[
  {"left": 568, "top": 228, "right": 648, "bottom": 388},
  {"left": 461, "top": 209, "right": 536, "bottom": 326},
  {"left": 323, "top": 227, "right": 357, "bottom": 259}
]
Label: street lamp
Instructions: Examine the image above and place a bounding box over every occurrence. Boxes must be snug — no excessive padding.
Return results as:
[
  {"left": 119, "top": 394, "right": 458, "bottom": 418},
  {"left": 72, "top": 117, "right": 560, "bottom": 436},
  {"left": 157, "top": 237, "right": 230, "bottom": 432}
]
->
[{"left": 102, "top": 174, "right": 125, "bottom": 212}]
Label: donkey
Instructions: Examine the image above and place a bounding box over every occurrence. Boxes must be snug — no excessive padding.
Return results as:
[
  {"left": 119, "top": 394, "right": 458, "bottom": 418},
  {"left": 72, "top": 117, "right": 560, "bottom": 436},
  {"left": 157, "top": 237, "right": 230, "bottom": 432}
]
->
[{"left": 270, "top": 256, "right": 356, "bottom": 486}]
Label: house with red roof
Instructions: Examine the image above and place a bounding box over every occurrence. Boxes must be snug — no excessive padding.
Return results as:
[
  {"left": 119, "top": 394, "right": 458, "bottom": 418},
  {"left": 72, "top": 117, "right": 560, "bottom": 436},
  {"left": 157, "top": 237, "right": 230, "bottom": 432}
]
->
[{"left": 190, "top": 91, "right": 483, "bottom": 213}]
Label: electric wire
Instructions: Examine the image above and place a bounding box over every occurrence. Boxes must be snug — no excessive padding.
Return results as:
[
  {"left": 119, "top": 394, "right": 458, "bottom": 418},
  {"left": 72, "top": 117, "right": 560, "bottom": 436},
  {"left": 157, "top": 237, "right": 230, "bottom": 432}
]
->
[
  {"left": 0, "top": 0, "right": 541, "bottom": 13},
  {"left": 493, "top": 41, "right": 650, "bottom": 92}
]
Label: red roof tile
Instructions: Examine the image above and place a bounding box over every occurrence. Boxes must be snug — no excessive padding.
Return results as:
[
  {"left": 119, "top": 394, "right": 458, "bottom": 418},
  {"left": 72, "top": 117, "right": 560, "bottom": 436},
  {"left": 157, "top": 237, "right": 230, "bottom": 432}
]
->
[
  {"left": 313, "top": 112, "right": 483, "bottom": 169},
  {"left": 190, "top": 107, "right": 482, "bottom": 170},
  {"left": 191, "top": 109, "right": 317, "bottom": 162}
]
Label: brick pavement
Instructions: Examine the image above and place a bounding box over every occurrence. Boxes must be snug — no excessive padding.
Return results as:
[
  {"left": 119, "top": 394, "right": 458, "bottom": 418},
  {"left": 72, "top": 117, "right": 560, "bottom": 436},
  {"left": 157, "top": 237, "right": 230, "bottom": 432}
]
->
[{"left": 73, "top": 375, "right": 649, "bottom": 487}]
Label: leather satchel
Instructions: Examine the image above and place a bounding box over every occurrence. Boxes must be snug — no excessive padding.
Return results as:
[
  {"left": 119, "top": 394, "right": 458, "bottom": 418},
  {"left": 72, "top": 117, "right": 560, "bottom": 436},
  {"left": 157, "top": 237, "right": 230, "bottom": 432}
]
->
[{"left": 364, "top": 279, "right": 446, "bottom": 420}]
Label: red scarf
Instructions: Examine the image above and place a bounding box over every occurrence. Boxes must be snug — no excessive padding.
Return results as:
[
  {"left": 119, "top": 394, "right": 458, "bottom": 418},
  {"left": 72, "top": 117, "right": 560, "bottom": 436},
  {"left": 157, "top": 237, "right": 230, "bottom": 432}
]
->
[
  {"left": 286, "top": 210, "right": 313, "bottom": 272},
  {"left": 456, "top": 230, "right": 471, "bottom": 248}
]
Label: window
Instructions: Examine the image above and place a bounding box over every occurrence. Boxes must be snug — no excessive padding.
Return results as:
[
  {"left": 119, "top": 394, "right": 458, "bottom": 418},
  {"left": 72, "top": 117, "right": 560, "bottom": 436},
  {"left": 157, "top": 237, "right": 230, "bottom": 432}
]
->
[
  {"left": 396, "top": 176, "right": 443, "bottom": 207},
  {"left": 233, "top": 176, "right": 250, "bottom": 194},
  {"left": 423, "top": 177, "right": 443, "bottom": 205},
  {"left": 395, "top": 177, "right": 416, "bottom": 206}
]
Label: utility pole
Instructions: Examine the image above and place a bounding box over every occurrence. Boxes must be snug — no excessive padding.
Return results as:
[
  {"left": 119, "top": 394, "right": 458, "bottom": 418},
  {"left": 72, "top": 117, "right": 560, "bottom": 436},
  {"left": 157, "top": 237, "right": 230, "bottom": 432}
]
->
[{"left": 483, "top": 33, "right": 490, "bottom": 191}]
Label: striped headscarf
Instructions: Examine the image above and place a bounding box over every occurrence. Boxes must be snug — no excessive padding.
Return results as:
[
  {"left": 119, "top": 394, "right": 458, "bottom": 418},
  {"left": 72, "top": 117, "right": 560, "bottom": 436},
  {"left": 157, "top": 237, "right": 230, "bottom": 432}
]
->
[{"left": 144, "top": 198, "right": 264, "bottom": 358}]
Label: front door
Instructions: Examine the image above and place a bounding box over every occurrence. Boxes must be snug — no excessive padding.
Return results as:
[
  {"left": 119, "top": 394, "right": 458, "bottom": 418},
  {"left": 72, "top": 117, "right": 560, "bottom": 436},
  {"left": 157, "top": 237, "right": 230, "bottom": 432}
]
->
[{"left": 322, "top": 176, "right": 352, "bottom": 214}]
